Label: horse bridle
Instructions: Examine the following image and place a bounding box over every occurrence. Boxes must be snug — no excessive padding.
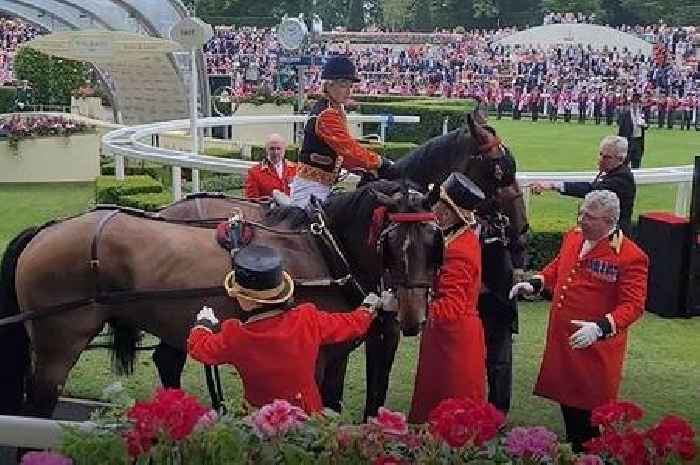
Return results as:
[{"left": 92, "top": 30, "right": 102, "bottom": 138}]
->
[{"left": 375, "top": 212, "right": 443, "bottom": 291}]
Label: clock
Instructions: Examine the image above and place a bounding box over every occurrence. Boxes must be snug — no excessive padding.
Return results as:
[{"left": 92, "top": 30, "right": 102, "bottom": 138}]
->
[{"left": 277, "top": 17, "right": 308, "bottom": 51}]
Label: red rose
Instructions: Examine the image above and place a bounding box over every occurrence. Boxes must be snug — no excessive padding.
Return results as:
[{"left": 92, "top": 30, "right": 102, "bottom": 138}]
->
[
  {"left": 428, "top": 398, "right": 504, "bottom": 449},
  {"left": 591, "top": 401, "right": 644, "bottom": 431}
]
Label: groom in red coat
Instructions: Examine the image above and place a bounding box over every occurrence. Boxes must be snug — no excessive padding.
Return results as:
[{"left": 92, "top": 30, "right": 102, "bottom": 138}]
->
[{"left": 510, "top": 189, "right": 648, "bottom": 452}]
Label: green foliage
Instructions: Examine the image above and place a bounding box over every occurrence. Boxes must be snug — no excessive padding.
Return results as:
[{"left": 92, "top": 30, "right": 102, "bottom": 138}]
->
[
  {"left": 543, "top": 0, "right": 601, "bottom": 14},
  {"left": 118, "top": 192, "right": 173, "bottom": 212},
  {"left": 13, "top": 47, "right": 88, "bottom": 106},
  {"left": 95, "top": 175, "right": 164, "bottom": 205},
  {"left": 410, "top": 0, "right": 434, "bottom": 31},
  {"left": 527, "top": 231, "right": 564, "bottom": 270},
  {"left": 0, "top": 87, "right": 17, "bottom": 113},
  {"left": 59, "top": 425, "right": 129, "bottom": 465},
  {"left": 473, "top": 0, "right": 500, "bottom": 18},
  {"left": 347, "top": 0, "right": 366, "bottom": 30}
]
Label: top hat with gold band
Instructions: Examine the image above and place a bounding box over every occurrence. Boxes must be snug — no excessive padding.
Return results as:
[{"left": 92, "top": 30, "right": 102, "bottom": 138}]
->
[
  {"left": 224, "top": 245, "right": 294, "bottom": 304},
  {"left": 439, "top": 172, "right": 486, "bottom": 226}
]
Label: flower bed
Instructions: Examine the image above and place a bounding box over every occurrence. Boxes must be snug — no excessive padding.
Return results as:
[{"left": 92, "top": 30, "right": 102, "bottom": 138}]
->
[
  {"left": 22, "top": 388, "right": 696, "bottom": 465},
  {"left": 0, "top": 115, "right": 99, "bottom": 183}
]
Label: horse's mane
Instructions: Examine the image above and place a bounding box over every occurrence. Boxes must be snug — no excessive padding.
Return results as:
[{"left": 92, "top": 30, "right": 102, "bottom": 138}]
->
[
  {"left": 324, "top": 180, "right": 402, "bottom": 246},
  {"left": 391, "top": 128, "right": 477, "bottom": 190}
]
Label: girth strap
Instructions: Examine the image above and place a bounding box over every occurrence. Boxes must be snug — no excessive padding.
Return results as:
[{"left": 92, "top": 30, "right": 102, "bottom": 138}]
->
[{"left": 90, "top": 210, "right": 120, "bottom": 297}]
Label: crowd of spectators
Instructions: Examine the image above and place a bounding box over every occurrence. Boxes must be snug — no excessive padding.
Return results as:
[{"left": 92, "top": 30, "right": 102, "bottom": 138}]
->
[
  {"left": 203, "top": 21, "right": 698, "bottom": 126},
  {"left": 0, "top": 17, "right": 40, "bottom": 84},
  {"left": 543, "top": 11, "right": 597, "bottom": 25}
]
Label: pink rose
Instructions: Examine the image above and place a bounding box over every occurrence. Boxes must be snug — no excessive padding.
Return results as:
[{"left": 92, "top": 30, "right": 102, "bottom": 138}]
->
[
  {"left": 576, "top": 454, "right": 604, "bottom": 465},
  {"left": 194, "top": 409, "right": 218, "bottom": 431},
  {"left": 20, "top": 452, "right": 72, "bottom": 465},
  {"left": 251, "top": 399, "right": 308, "bottom": 438},
  {"left": 369, "top": 407, "right": 409, "bottom": 437}
]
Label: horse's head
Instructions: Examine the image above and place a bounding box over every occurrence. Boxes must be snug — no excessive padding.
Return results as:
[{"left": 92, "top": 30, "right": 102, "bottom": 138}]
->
[
  {"left": 462, "top": 112, "right": 517, "bottom": 199},
  {"left": 371, "top": 183, "right": 443, "bottom": 336}
]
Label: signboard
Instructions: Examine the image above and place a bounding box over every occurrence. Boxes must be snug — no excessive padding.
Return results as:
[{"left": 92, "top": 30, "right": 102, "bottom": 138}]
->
[
  {"left": 170, "top": 17, "right": 213, "bottom": 49},
  {"left": 278, "top": 55, "right": 324, "bottom": 66},
  {"left": 22, "top": 31, "right": 182, "bottom": 63}
]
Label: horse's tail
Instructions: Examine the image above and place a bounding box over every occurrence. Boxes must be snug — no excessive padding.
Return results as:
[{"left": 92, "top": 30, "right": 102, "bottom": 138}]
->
[
  {"left": 0, "top": 226, "right": 41, "bottom": 415},
  {"left": 106, "top": 319, "right": 139, "bottom": 376}
]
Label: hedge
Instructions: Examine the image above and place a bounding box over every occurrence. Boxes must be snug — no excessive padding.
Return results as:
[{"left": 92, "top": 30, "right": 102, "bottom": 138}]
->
[
  {"left": 95, "top": 175, "right": 164, "bottom": 204},
  {"left": 358, "top": 100, "right": 475, "bottom": 144},
  {"left": 118, "top": 192, "right": 173, "bottom": 212},
  {"left": 0, "top": 87, "right": 17, "bottom": 113}
]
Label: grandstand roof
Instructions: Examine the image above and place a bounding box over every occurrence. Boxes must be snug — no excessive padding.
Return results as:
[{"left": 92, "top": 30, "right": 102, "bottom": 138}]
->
[{"left": 495, "top": 24, "right": 653, "bottom": 56}]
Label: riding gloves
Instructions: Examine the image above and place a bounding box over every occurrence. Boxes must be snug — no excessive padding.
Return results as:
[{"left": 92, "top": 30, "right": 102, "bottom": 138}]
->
[
  {"left": 380, "top": 290, "right": 399, "bottom": 313},
  {"left": 361, "top": 292, "right": 382, "bottom": 314}
]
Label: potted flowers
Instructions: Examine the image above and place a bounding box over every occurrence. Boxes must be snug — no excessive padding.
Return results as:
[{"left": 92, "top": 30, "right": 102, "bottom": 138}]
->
[{"left": 24, "top": 389, "right": 696, "bottom": 465}]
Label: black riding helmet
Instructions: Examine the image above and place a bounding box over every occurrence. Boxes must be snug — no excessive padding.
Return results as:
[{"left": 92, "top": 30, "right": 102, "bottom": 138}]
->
[{"left": 321, "top": 56, "right": 360, "bottom": 82}]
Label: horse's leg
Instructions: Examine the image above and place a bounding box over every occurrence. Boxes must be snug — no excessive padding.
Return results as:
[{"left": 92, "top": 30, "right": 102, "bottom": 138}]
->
[
  {"left": 363, "top": 313, "right": 400, "bottom": 420},
  {"left": 152, "top": 342, "right": 187, "bottom": 388},
  {"left": 25, "top": 310, "right": 104, "bottom": 419}
]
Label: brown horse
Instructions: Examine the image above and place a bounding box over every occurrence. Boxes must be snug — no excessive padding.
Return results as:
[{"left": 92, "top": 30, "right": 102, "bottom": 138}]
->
[
  {"left": 149, "top": 113, "right": 529, "bottom": 417},
  {"left": 0, "top": 180, "right": 442, "bottom": 421}
]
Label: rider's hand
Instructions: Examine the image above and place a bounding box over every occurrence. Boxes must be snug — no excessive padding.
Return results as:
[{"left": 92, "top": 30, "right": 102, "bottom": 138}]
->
[
  {"left": 512, "top": 268, "right": 526, "bottom": 284},
  {"left": 195, "top": 306, "right": 219, "bottom": 326},
  {"left": 380, "top": 290, "right": 399, "bottom": 313},
  {"left": 377, "top": 157, "right": 396, "bottom": 179},
  {"left": 508, "top": 282, "right": 534, "bottom": 300}
]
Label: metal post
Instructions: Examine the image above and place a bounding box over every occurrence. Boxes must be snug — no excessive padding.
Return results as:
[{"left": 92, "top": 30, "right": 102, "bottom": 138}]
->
[
  {"left": 443, "top": 117, "right": 449, "bottom": 135},
  {"left": 115, "top": 155, "right": 125, "bottom": 180},
  {"left": 380, "top": 122, "right": 386, "bottom": 142},
  {"left": 522, "top": 185, "right": 532, "bottom": 216},
  {"left": 297, "top": 65, "right": 305, "bottom": 112},
  {"left": 172, "top": 166, "right": 182, "bottom": 200},
  {"left": 191, "top": 48, "right": 201, "bottom": 193},
  {"left": 675, "top": 181, "right": 692, "bottom": 216}
]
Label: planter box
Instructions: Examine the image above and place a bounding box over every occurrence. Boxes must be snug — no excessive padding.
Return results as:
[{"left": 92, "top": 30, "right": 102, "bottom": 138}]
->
[
  {"left": 0, "top": 133, "right": 101, "bottom": 183},
  {"left": 232, "top": 103, "right": 295, "bottom": 145}
]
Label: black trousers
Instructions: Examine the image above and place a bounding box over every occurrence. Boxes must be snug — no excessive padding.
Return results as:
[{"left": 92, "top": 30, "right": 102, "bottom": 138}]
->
[
  {"left": 627, "top": 137, "right": 643, "bottom": 169},
  {"left": 479, "top": 293, "right": 515, "bottom": 414},
  {"left": 561, "top": 404, "right": 598, "bottom": 453}
]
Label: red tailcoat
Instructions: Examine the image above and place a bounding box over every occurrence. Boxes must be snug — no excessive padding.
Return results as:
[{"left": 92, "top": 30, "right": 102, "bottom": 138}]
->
[
  {"left": 534, "top": 229, "right": 648, "bottom": 410},
  {"left": 244, "top": 160, "right": 296, "bottom": 199},
  {"left": 187, "top": 304, "right": 372, "bottom": 412},
  {"left": 409, "top": 228, "right": 485, "bottom": 423}
]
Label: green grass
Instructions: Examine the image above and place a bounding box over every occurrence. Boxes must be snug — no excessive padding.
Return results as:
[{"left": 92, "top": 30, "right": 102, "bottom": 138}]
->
[
  {"left": 2, "top": 122, "right": 700, "bottom": 436},
  {"left": 0, "top": 183, "right": 95, "bottom": 252},
  {"left": 63, "top": 305, "right": 700, "bottom": 435}
]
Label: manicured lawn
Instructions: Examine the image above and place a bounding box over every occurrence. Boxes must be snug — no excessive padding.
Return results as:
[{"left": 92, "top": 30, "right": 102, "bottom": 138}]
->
[{"left": 1, "top": 122, "right": 700, "bottom": 436}]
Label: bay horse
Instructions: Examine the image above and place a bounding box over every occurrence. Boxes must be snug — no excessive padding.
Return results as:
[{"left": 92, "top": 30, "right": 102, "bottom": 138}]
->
[
  {"left": 0, "top": 180, "right": 443, "bottom": 422},
  {"left": 151, "top": 112, "right": 529, "bottom": 417}
]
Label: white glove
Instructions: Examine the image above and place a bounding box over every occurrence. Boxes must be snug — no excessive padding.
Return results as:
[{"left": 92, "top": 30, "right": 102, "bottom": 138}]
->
[
  {"left": 361, "top": 292, "right": 381, "bottom": 312},
  {"left": 569, "top": 320, "right": 603, "bottom": 349},
  {"left": 508, "top": 282, "right": 534, "bottom": 300},
  {"left": 196, "top": 306, "right": 219, "bottom": 325},
  {"left": 380, "top": 290, "right": 399, "bottom": 313}
]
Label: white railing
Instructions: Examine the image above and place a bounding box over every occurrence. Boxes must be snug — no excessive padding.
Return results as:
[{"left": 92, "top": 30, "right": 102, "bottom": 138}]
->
[
  {"left": 104, "top": 114, "right": 420, "bottom": 200},
  {"left": 102, "top": 114, "right": 696, "bottom": 215},
  {"left": 0, "top": 416, "right": 93, "bottom": 449}
]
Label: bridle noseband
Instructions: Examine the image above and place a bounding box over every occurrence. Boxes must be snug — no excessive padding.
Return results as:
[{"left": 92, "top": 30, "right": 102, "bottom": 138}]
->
[{"left": 375, "top": 212, "right": 442, "bottom": 291}]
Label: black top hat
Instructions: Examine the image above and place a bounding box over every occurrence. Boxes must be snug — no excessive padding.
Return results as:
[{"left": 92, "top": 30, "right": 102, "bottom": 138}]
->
[
  {"left": 631, "top": 92, "right": 642, "bottom": 100},
  {"left": 440, "top": 173, "right": 486, "bottom": 225},
  {"left": 224, "top": 245, "right": 294, "bottom": 304},
  {"left": 321, "top": 56, "right": 360, "bottom": 82}
]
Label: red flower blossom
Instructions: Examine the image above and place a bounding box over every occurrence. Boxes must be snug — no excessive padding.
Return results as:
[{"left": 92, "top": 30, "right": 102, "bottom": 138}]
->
[
  {"left": 647, "top": 415, "right": 696, "bottom": 462},
  {"left": 427, "top": 398, "right": 504, "bottom": 449},
  {"left": 122, "top": 388, "right": 209, "bottom": 457},
  {"left": 371, "top": 454, "right": 403, "bottom": 465},
  {"left": 591, "top": 401, "right": 644, "bottom": 432},
  {"left": 369, "top": 407, "right": 409, "bottom": 437},
  {"left": 585, "top": 430, "right": 650, "bottom": 465}
]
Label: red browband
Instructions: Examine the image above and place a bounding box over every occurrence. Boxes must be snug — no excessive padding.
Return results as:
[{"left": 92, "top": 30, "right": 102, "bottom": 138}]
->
[
  {"left": 478, "top": 136, "right": 502, "bottom": 153},
  {"left": 388, "top": 213, "right": 438, "bottom": 223}
]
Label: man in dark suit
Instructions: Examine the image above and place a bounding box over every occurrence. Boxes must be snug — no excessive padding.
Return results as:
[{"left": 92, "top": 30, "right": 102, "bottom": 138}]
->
[
  {"left": 617, "top": 93, "right": 646, "bottom": 169},
  {"left": 531, "top": 136, "right": 636, "bottom": 236}
]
